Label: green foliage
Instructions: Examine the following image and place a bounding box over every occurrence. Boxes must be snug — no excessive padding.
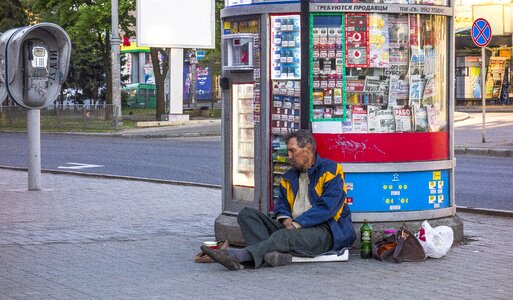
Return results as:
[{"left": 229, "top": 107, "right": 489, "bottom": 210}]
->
[
  {"left": 0, "top": 0, "right": 28, "bottom": 32},
  {"left": 25, "top": 0, "right": 136, "bottom": 103}
]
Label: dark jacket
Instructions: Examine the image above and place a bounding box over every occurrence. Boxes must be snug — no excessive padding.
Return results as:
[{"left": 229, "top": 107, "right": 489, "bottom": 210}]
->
[{"left": 274, "top": 154, "right": 356, "bottom": 250}]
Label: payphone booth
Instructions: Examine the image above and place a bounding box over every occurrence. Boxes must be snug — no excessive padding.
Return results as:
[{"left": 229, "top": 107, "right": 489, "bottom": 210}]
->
[{"left": 217, "top": 0, "right": 462, "bottom": 245}]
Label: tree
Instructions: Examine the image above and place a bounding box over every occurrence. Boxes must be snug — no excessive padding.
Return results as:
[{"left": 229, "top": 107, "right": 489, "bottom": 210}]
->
[
  {"left": 0, "top": 0, "right": 27, "bottom": 32},
  {"left": 149, "top": 48, "right": 170, "bottom": 119},
  {"left": 26, "top": 0, "right": 135, "bottom": 108}
]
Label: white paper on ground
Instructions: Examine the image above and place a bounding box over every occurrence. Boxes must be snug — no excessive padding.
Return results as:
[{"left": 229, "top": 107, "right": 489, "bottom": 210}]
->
[{"left": 291, "top": 249, "right": 348, "bottom": 263}]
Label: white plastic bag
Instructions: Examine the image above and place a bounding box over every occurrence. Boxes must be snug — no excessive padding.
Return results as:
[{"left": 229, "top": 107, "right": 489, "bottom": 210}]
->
[{"left": 416, "top": 220, "right": 454, "bottom": 258}]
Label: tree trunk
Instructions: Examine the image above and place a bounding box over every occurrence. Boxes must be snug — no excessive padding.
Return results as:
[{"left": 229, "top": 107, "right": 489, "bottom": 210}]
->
[{"left": 150, "top": 48, "right": 170, "bottom": 120}]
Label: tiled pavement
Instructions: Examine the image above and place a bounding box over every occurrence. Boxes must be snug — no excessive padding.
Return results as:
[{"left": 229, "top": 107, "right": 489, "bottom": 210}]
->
[{"left": 1, "top": 168, "right": 512, "bottom": 299}]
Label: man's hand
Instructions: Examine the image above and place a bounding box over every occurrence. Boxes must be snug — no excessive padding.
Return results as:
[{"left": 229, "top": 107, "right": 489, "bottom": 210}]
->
[{"left": 281, "top": 218, "right": 295, "bottom": 230}]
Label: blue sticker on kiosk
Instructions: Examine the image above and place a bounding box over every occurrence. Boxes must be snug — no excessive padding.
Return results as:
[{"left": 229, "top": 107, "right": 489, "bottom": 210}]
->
[{"left": 345, "top": 170, "right": 450, "bottom": 212}]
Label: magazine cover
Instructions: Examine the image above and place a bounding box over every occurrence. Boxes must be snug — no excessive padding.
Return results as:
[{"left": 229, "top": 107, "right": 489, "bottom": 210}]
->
[
  {"left": 422, "top": 75, "right": 436, "bottom": 106},
  {"left": 369, "top": 13, "right": 389, "bottom": 68},
  {"left": 393, "top": 105, "right": 412, "bottom": 132},
  {"left": 389, "top": 75, "right": 409, "bottom": 106},
  {"left": 423, "top": 46, "right": 436, "bottom": 76},
  {"left": 409, "top": 46, "right": 425, "bottom": 76},
  {"left": 342, "top": 109, "right": 353, "bottom": 133},
  {"left": 427, "top": 105, "right": 446, "bottom": 132},
  {"left": 387, "top": 14, "right": 409, "bottom": 77},
  {"left": 345, "top": 13, "right": 369, "bottom": 68},
  {"left": 409, "top": 75, "right": 425, "bottom": 107},
  {"left": 414, "top": 106, "right": 428, "bottom": 132},
  {"left": 409, "top": 14, "right": 421, "bottom": 47},
  {"left": 351, "top": 105, "right": 368, "bottom": 133}
]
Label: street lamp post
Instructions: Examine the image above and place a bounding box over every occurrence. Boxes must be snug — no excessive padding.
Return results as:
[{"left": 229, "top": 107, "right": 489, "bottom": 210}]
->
[{"left": 111, "top": 0, "right": 122, "bottom": 128}]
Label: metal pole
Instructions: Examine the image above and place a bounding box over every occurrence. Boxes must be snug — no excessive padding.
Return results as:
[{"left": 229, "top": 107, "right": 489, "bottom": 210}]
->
[
  {"left": 27, "top": 109, "right": 41, "bottom": 190},
  {"left": 481, "top": 47, "right": 486, "bottom": 143},
  {"left": 111, "top": 0, "right": 122, "bottom": 128}
]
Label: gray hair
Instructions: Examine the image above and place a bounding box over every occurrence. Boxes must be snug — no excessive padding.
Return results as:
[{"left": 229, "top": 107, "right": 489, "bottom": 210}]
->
[{"left": 283, "top": 129, "right": 316, "bottom": 153}]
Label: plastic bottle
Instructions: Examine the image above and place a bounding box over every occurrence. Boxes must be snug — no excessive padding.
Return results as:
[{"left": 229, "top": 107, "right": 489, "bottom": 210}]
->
[{"left": 360, "top": 219, "right": 373, "bottom": 259}]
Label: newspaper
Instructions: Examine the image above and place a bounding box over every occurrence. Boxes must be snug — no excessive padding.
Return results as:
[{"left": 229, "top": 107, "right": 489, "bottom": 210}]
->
[
  {"left": 414, "top": 106, "right": 428, "bottom": 132},
  {"left": 389, "top": 75, "right": 409, "bottom": 106},
  {"left": 368, "top": 105, "right": 395, "bottom": 133},
  {"left": 351, "top": 105, "right": 368, "bottom": 133},
  {"left": 427, "top": 105, "right": 446, "bottom": 132},
  {"left": 409, "top": 46, "right": 425, "bottom": 76},
  {"left": 409, "top": 75, "right": 425, "bottom": 107},
  {"left": 393, "top": 106, "right": 412, "bottom": 132}
]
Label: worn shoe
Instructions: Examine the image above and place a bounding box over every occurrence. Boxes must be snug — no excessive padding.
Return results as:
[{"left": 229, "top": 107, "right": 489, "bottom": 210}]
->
[
  {"left": 263, "top": 251, "right": 293, "bottom": 267},
  {"left": 200, "top": 245, "right": 243, "bottom": 271}
]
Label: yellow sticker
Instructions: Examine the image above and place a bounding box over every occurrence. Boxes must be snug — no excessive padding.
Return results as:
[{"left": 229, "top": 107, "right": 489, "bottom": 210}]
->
[
  {"left": 433, "top": 171, "right": 441, "bottom": 180},
  {"left": 404, "top": 184, "right": 408, "bottom": 190},
  {"left": 429, "top": 181, "right": 436, "bottom": 189},
  {"left": 385, "top": 198, "right": 390, "bottom": 204},
  {"left": 388, "top": 185, "right": 393, "bottom": 190},
  {"left": 398, "top": 185, "right": 403, "bottom": 190},
  {"left": 383, "top": 185, "right": 388, "bottom": 190},
  {"left": 224, "top": 21, "right": 231, "bottom": 29}
]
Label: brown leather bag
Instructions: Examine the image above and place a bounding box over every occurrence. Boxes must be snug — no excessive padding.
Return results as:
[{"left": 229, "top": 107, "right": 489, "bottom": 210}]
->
[{"left": 372, "top": 227, "right": 426, "bottom": 263}]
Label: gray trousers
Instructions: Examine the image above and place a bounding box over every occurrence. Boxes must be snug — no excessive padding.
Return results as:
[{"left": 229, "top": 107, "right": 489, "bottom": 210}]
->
[{"left": 237, "top": 207, "right": 333, "bottom": 268}]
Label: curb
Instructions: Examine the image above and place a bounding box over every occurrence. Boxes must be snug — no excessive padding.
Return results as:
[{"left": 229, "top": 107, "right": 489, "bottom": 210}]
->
[
  {"left": 0, "top": 165, "right": 222, "bottom": 190},
  {"left": 456, "top": 206, "right": 513, "bottom": 218},
  {"left": 455, "top": 147, "right": 513, "bottom": 157}
]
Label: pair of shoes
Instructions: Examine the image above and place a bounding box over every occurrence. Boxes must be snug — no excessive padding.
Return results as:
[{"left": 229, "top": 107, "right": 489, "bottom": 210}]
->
[
  {"left": 263, "top": 251, "right": 293, "bottom": 267},
  {"left": 194, "top": 241, "right": 230, "bottom": 263},
  {"left": 200, "top": 245, "right": 243, "bottom": 271}
]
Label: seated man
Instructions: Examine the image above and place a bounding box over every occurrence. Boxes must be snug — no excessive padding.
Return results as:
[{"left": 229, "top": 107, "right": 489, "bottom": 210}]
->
[{"left": 201, "top": 129, "right": 355, "bottom": 270}]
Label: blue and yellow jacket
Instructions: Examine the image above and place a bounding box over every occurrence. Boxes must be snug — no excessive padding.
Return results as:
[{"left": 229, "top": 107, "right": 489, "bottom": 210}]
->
[{"left": 274, "top": 155, "right": 356, "bottom": 251}]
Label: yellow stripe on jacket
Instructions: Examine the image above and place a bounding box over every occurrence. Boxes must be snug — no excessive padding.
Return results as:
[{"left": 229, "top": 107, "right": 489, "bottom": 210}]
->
[{"left": 313, "top": 163, "right": 347, "bottom": 221}]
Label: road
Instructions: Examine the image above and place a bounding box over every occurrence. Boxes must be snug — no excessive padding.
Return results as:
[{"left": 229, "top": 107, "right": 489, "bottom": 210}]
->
[
  {"left": 0, "top": 132, "right": 512, "bottom": 211},
  {"left": 0, "top": 132, "right": 222, "bottom": 185}
]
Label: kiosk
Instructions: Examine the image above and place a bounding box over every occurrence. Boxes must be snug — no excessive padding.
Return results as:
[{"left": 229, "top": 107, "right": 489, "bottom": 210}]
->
[{"left": 217, "top": 0, "right": 463, "bottom": 246}]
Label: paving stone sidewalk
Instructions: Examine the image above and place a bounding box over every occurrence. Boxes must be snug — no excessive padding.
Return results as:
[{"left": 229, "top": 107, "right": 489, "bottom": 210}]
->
[{"left": 1, "top": 168, "right": 512, "bottom": 299}]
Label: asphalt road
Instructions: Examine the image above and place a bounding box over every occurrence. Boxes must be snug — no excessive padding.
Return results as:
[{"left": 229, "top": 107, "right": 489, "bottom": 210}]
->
[
  {"left": 0, "top": 132, "right": 222, "bottom": 185},
  {"left": 0, "top": 132, "right": 512, "bottom": 211}
]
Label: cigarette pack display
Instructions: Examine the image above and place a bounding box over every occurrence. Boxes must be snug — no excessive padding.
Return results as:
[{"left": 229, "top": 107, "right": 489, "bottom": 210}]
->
[
  {"left": 324, "top": 108, "right": 333, "bottom": 119},
  {"left": 313, "top": 109, "right": 324, "bottom": 119},
  {"left": 323, "top": 89, "right": 333, "bottom": 105},
  {"left": 334, "top": 88, "right": 342, "bottom": 104},
  {"left": 334, "top": 105, "right": 344, "bottom": 117}
]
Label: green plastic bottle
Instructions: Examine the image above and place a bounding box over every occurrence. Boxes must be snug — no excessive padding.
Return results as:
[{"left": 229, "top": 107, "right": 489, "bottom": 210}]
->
[{"left": 360, "top": 219, "right": 373, "bottom": 259}]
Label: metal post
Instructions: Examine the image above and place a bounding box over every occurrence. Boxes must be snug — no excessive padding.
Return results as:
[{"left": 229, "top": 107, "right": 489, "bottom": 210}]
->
[
  {"left": 27, "top": 109, "right": 41, "bottom": 190},
  {"left": 481, "top": 47, "right": 486, "bottom": 143},
  {"left": 111, "top": 0, "right": 122, "bottom": 128}
]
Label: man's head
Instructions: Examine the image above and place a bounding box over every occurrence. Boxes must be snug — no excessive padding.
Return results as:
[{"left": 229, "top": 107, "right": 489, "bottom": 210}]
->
[{"left": 283, "top": 129, "right": 317, "bottom": 171}]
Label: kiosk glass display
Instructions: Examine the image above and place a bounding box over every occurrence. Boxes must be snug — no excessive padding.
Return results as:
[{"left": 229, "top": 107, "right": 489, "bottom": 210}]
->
[
  {"left": 232, "top": 83, "right": 255, "bottom": 187},
  {"left": 310, "top": 13, "right": 450, "bottom": 164}
]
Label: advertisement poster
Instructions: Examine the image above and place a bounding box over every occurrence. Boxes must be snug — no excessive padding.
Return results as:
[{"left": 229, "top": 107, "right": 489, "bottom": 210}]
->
[
  {"left": 183, "top": 65, "right": 213, "bottom": 100},
  {"left": 369, "top": 14, "right": 389, "bottom": 68},
  {"left": 485, "top": 57, "right": 509, "bottom": 99},
  {"left": 345, "top": 13, "right": 369, "bottom": 68}
]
